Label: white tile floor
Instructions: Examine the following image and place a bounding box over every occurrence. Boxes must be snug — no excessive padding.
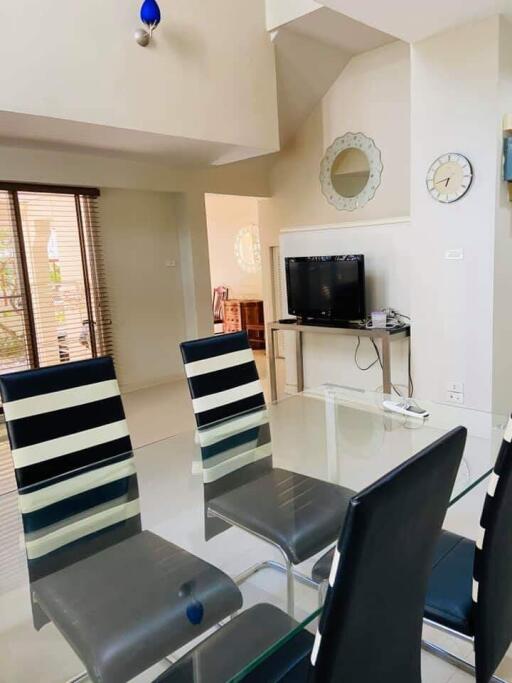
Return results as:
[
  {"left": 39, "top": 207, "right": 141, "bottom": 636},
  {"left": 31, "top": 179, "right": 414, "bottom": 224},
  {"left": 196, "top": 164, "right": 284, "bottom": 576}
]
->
[
  {"left": 0, "top": 352, "right": 510, "bottom": 682},
  {"left": 121, "top": 351, "right": 278, "bottom": 448}
]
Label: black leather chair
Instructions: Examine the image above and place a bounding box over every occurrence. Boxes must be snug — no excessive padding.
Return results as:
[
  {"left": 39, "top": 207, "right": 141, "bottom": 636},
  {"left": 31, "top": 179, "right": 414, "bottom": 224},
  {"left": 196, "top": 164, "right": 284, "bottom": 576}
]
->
[
  {"left": 0, "top": 357, "right": 242, "bottom": 683},
  {"left": 422, "top": 416, "right": 512, "bottom": 683},
  {"left": 181, "top": 331, "right": 355, "bottom": 614},
  {"left": 154, "top": 427, "right": 467, "bottom": 683}
]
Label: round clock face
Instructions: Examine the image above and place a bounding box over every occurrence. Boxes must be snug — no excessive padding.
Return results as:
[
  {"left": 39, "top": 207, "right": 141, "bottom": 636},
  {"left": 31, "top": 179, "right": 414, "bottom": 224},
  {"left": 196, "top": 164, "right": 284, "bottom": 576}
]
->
[{"left": 426, "top": 153, "right": 473, "bottom": 203}]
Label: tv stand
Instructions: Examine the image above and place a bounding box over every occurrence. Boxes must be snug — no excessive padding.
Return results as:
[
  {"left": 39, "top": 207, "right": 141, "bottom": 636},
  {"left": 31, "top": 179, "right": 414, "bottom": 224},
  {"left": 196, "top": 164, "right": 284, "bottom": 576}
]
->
[
  {"left": 267, "top": 320, "right": 410, "bottom": 402},
  {"left": 298, "top": 318, "right": 363, "bottom": 329}
]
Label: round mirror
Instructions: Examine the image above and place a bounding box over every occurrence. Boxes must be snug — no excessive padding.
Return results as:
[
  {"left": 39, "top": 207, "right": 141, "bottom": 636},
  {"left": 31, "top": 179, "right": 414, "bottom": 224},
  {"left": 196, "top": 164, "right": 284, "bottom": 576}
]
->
[
  {"left": 331, "top": 148, "right": 370, "bottom": 198},
  {"left": 320, "top": 132, "right": 383, "bottom": 211},
  {"left": 234, "top": 224, "right": 261, "bottom": 273}
]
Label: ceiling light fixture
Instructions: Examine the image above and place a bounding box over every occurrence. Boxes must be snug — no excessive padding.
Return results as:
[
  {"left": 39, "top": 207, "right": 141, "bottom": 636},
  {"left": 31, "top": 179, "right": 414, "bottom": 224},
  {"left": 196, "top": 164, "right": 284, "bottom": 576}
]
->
[{"left": 135, "top": 0, "right": 161, "bottom": 47}]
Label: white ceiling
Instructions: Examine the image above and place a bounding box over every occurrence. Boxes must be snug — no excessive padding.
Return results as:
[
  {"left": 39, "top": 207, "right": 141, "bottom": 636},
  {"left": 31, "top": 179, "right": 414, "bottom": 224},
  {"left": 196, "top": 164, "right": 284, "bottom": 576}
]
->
[
  {"left": 0, "top": 6, "right": 397, "bottom": 164},
  {"left": 274, "top": 7, "right": 395, "bottom": 144},
  {"left": 4, "top": 2, "right": 501, "bottom": 165},
  {"left": 0, "top": 111, "right": 259, "bottom": 167},
  {"left": 284, "top": 6, "right": 394, "bottom": 52},
  {"left": 318, "top": 0, "right": 508, "bottom": 42}
]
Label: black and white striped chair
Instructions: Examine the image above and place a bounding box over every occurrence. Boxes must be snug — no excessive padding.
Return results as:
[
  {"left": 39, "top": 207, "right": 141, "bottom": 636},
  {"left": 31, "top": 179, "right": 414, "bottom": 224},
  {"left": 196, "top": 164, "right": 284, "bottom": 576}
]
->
[
  {"left": 154, "top": 427, "right": 467, "bottom": 683},
  {"left": 197, "top": 406, "right": 273, "bottom": 541},
  {"left": 181, "top": 330, "right": 266, "bottom": 427},
  {"left": 181, "top": 332, "right": 355, "bottom": 615},
  {"left": 0, "top": 357, "right": 242, "bottom": 683},
  {"left": 422, "top": 416, "right": 512, "bottom": 683}
]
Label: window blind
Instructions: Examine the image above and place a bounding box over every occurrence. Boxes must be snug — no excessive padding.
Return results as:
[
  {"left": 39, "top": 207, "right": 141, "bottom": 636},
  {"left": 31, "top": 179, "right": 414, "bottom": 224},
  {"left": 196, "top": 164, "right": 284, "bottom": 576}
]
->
[{"left": 0, "top": 183, "right": 111, "bottom": 494}]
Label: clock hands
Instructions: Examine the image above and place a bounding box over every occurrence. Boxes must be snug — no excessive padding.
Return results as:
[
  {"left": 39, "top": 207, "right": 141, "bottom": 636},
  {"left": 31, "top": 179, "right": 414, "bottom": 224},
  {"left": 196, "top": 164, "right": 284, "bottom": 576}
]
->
[
  {"left": 427, "top": 153, "right": 472, "bottom": 203},
  {"left": 436, "top": 176, "right": 451, "bottom": 188}
]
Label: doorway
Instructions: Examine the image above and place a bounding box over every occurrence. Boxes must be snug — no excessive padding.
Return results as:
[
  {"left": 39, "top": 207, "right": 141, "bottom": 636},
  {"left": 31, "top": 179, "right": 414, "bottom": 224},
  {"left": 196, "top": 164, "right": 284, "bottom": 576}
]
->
[{"left": 204, "top": 192, "right": 267, "bottom": 374}]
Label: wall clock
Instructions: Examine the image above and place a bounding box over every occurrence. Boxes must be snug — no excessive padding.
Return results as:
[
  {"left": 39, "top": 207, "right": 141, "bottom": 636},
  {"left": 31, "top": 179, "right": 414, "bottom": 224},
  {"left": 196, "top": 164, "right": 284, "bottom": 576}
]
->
[{"left": 426, "top": 153, "right": 473, "bottom": 203}]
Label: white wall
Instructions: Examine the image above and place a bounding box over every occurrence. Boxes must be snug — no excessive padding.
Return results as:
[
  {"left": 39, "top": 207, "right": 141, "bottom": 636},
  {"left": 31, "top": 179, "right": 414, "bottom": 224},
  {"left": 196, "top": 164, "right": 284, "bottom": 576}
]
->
[
  {"left": 266, "top": 0, "right": 321, "bottom": 30},
  {"left": 263, "top": 40, "right": 410, "bottom": 234},
  {"left": 263, "top": 18, "right": 512, "bottom": 412},
  {"left": 0, "top": 143, "right": 273, "bottom": 389},
  {"left": 99, "top": 189, "right": 186, "bottom": 390},
  {"left": 205, "top": 194, "right": 263, "bottom": 300},
  {"left": 280, "top": 220, "right": 410, "bottom": 392},
  {"left": 492, "top": 16, "right": 512, "bottom": 414},
  {"left": 410, "top": 17, "right": 500, "bottom": 411},
  {"left": 0, "top": 0, "right": 279, "bottom": 153},
  {"left": 259, "top": 40, "right": 411, "bottom": 392},
  {"left": 0, "top": 144, "right": 273, "bottom": 197}
]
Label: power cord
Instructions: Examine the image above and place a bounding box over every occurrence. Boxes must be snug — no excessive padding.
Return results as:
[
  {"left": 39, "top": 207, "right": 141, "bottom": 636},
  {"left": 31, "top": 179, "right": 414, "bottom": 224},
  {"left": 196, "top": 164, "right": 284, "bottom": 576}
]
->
[
  {"left": 353, "top": 306, "right": 414, "bottom": 397},
  {"left": 354, "top": 336, "right": 380, "bottom": 371},
  {"left": 368, "top": 338, "right": 403, "bottom": 397}
]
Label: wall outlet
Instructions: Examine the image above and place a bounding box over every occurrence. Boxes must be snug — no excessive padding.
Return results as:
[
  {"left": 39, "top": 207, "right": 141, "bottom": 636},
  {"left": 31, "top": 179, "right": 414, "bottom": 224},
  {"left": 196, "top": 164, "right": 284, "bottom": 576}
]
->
[
  {"left": 447, "top": 390, "right": 464, "bottom": 404},
  {"left": 445, "top": 249, "right": 464, "bottom": 260},
  {"left": 447, "top": 382, "right": 464, "bottom": 394}
]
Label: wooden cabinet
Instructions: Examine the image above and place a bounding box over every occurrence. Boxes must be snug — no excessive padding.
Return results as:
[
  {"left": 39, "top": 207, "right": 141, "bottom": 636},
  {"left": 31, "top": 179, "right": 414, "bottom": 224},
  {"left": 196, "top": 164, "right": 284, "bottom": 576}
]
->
[{"left": 223, "top": 299, "right": 265, "bottom": 350}]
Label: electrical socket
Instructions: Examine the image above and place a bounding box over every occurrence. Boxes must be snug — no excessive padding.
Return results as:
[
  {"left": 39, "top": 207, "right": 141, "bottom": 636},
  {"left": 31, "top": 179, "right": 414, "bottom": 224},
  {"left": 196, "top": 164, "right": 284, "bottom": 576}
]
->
[
  {"left": 445, "top": 249, "right": 464, "bottom": 260},
  {"left": 447, "top": 382, "right": 464, "bottom": 394},
  {"left": 447, "top": 391, "right": 464, "bottom": 404}
]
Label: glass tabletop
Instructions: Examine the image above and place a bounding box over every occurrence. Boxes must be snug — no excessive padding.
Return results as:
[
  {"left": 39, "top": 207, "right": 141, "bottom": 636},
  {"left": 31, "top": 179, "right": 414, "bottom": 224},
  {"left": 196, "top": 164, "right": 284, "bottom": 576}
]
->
[{"left": 0, "top": 385, "right": 506, "bottom": 683}]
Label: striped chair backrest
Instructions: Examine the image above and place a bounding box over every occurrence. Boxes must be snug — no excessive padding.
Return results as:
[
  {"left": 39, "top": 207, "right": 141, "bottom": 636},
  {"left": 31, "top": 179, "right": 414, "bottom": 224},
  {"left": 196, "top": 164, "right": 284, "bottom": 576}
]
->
[
  {"left": 180, "top": 332, "right": 265, "bottom": 428},
  {"left": 472, "top": 416, "right": 512, "bottom": 683},
  {"left": 0, "top": 357, "right": 141, "bottom": 582},
  {"left": 309, "top": 428, "right": 466, "bottom": 683}
]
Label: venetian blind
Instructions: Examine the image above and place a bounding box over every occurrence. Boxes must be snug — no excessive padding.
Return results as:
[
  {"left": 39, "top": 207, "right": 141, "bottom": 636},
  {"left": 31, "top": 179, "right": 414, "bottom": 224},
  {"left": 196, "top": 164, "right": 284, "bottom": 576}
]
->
[{"left": 0, "top": 183, "right": 111, "bottom": 494}]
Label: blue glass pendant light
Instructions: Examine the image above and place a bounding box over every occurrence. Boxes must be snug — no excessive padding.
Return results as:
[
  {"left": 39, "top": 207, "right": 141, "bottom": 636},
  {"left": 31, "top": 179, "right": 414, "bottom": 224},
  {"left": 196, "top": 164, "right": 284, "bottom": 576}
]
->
[
  {"left": 140, "top": 0, "right": 161, "bottom": 30},
  {"left": 135, "top": 0, "right": 162, "bottom": 47}
]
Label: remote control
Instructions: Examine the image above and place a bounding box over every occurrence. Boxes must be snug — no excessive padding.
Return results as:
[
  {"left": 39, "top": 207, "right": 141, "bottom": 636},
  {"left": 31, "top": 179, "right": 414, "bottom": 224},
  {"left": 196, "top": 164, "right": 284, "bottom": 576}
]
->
[{"left": 382, "top": 399, "right": 430, "bottom": 419}]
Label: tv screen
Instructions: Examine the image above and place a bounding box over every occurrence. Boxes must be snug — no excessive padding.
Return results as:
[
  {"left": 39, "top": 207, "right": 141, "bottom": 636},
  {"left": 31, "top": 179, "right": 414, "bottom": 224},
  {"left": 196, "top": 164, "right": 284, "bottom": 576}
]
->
[{"left": 285, "top": 255, "right": 365, "bottom": 323}]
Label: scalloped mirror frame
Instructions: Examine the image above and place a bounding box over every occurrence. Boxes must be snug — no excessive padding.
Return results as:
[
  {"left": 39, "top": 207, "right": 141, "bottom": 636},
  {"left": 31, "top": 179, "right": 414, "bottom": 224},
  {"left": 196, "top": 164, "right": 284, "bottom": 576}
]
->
[
  {"left": 320, "top": 132, "right": 383, "bottom": 211},
  {"left": 234, "top": 224, "right": 261, "bottom": 273}
]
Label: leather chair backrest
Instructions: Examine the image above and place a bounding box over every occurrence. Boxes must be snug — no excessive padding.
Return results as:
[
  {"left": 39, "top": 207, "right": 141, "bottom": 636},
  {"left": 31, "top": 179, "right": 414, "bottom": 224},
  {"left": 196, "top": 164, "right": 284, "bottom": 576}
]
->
[
  {"left": 198, "top": 407, "right": 272, "bottom": 540},
  {"left": 0, "top": 357, "right": 140, "bottom": 582},
  {"left": 473, "top": 415, "right": 512, "bottom": 683},
  {"left": 310, "top": 427, "right": 467, "bottom": 683},
  {"left": 181, "top": 332, "right": 265, "bottom": 428}
]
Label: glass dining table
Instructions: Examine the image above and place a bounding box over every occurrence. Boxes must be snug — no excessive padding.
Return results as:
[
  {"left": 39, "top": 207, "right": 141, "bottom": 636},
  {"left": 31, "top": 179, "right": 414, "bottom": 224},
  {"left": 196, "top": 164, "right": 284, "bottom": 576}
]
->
[{"left": 0, "top": 384, "right": 506, "bottom": 683}]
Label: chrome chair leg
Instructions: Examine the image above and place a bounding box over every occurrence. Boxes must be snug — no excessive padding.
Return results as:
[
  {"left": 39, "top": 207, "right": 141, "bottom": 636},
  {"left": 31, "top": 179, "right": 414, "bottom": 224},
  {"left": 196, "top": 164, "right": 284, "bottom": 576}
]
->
[
  {"left": 285, "top": 557, "right": 294, "bottom": 617},
  {"left": 234, "top": 560, "right": 319, "bottom": 590},
  {"left": 421, "top": 640, "right": 508, "bottom": 682},
  {"left": 421, "top": 618, "right": 509, "bottom": 683},
  {"left": 65, "top": 673, "right": 89, "bottom": 683},
  {"left": 209, "top": 508, "right": 322, "bottom": 617},
  {"left": 263, "top": 560, "right": 319, "bottom": 590}
]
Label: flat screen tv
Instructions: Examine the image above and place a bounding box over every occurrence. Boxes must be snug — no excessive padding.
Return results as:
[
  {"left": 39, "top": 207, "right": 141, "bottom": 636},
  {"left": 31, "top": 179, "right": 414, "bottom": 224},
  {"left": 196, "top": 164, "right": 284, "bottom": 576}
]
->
[{"left": 285, "top": 255, "right": 366, "bottom": 324}]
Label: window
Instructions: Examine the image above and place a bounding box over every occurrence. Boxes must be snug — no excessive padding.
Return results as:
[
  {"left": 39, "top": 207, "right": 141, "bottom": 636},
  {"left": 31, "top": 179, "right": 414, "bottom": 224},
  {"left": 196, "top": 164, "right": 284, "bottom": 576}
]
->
[{"left": 0, "top": 182, "right": 111, "bottom": 493}]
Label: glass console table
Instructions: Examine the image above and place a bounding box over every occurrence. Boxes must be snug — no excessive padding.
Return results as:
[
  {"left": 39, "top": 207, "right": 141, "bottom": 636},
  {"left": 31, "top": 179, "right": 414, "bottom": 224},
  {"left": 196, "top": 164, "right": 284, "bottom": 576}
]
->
[{"left": 0, "top": 385, "right": 505, "bottom": 682}]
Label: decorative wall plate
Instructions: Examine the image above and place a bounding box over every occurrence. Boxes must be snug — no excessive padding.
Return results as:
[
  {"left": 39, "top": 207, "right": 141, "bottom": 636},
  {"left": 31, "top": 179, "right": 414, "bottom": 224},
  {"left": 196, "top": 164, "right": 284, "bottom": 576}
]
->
[
  {"left": 320, "top": 132, "right": 383, "bottom": 211},
  {"left": 234, "top": 224, "right": 261, "bottom": 273}
]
